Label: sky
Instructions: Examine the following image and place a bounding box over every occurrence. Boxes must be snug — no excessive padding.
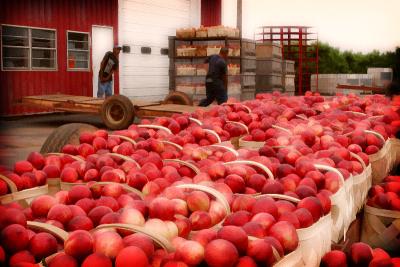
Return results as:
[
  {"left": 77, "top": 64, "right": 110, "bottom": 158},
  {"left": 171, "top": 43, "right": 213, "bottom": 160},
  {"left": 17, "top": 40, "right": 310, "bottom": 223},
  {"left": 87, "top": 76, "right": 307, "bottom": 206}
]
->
[{"left": 239, "top": 0, "right": 400, "bottom": 53}]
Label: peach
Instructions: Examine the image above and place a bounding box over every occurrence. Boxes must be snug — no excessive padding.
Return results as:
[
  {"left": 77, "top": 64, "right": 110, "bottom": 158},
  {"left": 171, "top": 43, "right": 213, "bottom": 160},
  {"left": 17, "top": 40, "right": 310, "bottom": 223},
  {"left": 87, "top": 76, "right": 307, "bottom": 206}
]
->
[
  {"left": 264, "top": 236, "right": 284, "bottom": 259},
  {"left": 186, "top": 191, "right": 210, "bottom": 212},
  {"left": 27, "top": 152, "right": 45, "bottom": 170},
  {"left": 28, "top": 232, "right": 57, "bottom": 259},
  {"left": 223, "top": 210, "right": 252, "bottom": 226},
  {"left": 14, "top": 161, "right": 34, "bottom": 175},
  {"left": 47, "top": 204, "right": 73, "bottom": 225},
  {"left": 94, "top": 231, "right": 124, "bottom": 259},
  {"left": 250, "top": 212, "right": 276, "bottom": 232},
  {"left": 251, "top": 196, "right": 278, "bottom": 219},
  {"left": 190, "top": 211, "right": 212, "bottom": 230},
  {"left": 217, "top": 226, "right": 248, "bottom": 254},
  {"left": 99, "top": 212, "right": 120, "bottom": 224},
  {"left": 1, "top": 224, "right": 29, "bottom": 253},
  {"left": 67, "top": 215, "right": 94, "bottom": 231},
  {"left": 115, "top": 246, "right": 148, "bottom": 267},
  {"left": 236, "top": 256, "right": 258, "bottom": 267},
  {"left": 82, "top": 253, "right": 112, "bottom": 267},
  {"left": 204, "top": 239, "right": 239, "bottom": 267},
  {"left": 261, "top": 180, "right": 284, "bottom": 194},
  {"left": 294, "top": 208, "right": 314, "bottom": 228},
  {"left": 297, "top": 196, "right": 324, "bottom": 222},
  {"left": 190, "top": 228, "right": 217, "bottom": 247},
  {"left": 68, "top": 185, "right": 92, "bottom": 204},
  {"left": 54, "top": 190, "right": 69, "bottom": 204},
  {"left": 123, "top": 233, "right": 154, "bottom": 258},
  {"left": 247, "top": 174, "right": 267, "bottom": 192},
  {"left": 8, "top": 250, "right": 35, "bottom": 267},
  {"left": 118, "top": 207, "right": 145, "bottom": 226},
  {"left": 276, "top": 200, "right": 296, "bottom": 217},
  {"left": 75, "top": 198, "right": 96, "bottom": 214},
  {"left": 349, "top": 242, "right": 373, "bottom": 266},
  {"left": 175, "top": 240, "right": 205, "bottom": 265},
  {"left": 60, "top": 167, "right": 79, "bottom": 183},
  {"left": 246, "top": 239, "right": 273, "bottom": 264},
  {"left": 231, "top": 195, "right": 256, "bottom": 212},
  {"left": 96, "top": 196, "right": 119, "bottom": 211},
  {"left": 242, "top": 221, "right": 266, "bottom": 238},
  {"left": 64, "top": 230, "right": 93, "bottom": 260},
  {"left": 149, "top": 197, "right": 175, "bottom": 220},
  {"left": 88, "top": 206, "right": 113, "bottom": 226},
  {"left": 31, "top": 195, "right": 57, "bottom": 218},
  {"left": 268, "top": 221, "right": 299, "bottom": 253},
  {"left": 279, "top": 212, "right": 300, "bottom": 229}
]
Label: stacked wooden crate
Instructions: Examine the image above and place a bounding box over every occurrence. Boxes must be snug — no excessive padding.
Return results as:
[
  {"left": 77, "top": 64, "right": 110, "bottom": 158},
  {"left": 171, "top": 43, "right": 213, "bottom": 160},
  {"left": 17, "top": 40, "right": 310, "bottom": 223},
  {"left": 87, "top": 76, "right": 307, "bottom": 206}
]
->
[
  {"left": 240, "top": 39, "right": 256, "bottom": 101},
  {"left": 255, "top": 42, "right": 284, "bottom": 93},
  {"left": 282, "top": 60, "right": 295, "bottom": 95}
]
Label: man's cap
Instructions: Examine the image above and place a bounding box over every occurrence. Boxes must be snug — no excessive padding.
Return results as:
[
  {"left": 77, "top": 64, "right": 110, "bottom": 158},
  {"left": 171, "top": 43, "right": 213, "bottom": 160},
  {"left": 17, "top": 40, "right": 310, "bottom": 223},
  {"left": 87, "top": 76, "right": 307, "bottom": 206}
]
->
[{"left": 220, "top": 47, "right": 229, "bottom": 54}]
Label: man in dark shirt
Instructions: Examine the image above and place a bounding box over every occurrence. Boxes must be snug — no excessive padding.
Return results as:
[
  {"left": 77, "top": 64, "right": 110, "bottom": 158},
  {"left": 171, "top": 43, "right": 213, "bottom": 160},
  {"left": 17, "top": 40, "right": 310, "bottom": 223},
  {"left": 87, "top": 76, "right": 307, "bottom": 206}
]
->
[
  {"left": 198, "top": 47, "right": 229, "bottom": 106},
  {"left": 97, "top": 46, "right": 121, "bottom": 98}
]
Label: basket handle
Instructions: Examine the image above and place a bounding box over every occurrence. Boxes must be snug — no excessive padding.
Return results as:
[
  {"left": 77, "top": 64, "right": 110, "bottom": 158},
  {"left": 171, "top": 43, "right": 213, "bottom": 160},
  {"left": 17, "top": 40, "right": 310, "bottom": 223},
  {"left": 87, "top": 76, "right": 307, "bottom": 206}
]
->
[
  {"left": 109, "top": 134, "right": 137, "bottom": 145},
  {"left": 349, "top": 152, "right": 367, "bottom": 170},
  {"left": 161, "top": 140, "right": 183, "bottom": 151},
  {"left": 255, "top": 193, "right": 300, "bottom": 203},
  {"left": 223, "top": 160, "right": 274, "bottom": 180},
  {"left": 93, "top": 223, "right": 174, "bottom": 252},
  {"left": 345, "top": 111, "right": 367, "bottom": 116},
  {"left": 138, "top": 124, "right": 172, "bottom": 135},
  {"left": 88, "top": 182, "right": 144, "bottom": 200},
  {"left": 0, "top": 173, "right": 18, "bottom": 193},
  {"left": 271, "top": 125, "right": 291, "bottom": 134},
  {"left": 106, "top": 153, "right": 141, "bottom": 168},
  {"left": 226, "top": 121, "right": 249, "bottom": 134},
  {"left": 207, "top": 144, "right": 239, "bottom": 157},
  {"left": 45, "top": 153, "right": 84, "bottom": 162},
  {"left": 314, "top": 164, "right": 345, "bottom": 186},
  {"left": 364, "top": 130, "right": 386, "bottom": 143},
  {"left": 189, "top": 117, "right": 203, "bottom": 126},
  {"left": 295, "top": 114, "right": 308, "bottom": 121},
  {"left": 27, "top": 221, "right": 69, "bottom": 241},
  {"left": 368, "top": 115, "right": 384, "bottom": 120},
  {"left": 175, "top": 184, "right": 230, "bottom": 215},
  {"left": 163, "top": 159, "right": 201, "bottom": 174},
  {"left": 203, "top": 129, "right": 222, "bottom": 143}
]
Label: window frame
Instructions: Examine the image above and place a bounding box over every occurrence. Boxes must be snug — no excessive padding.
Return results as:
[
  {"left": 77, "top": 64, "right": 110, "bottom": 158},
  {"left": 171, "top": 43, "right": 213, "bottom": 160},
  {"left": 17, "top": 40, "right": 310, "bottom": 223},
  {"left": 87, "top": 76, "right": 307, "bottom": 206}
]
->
[
  {"left": 1, "top": 24, "right": 57, "bottom": 71},
  {"left": 66, "top": 30, "right": 90, "bottom": 72}
]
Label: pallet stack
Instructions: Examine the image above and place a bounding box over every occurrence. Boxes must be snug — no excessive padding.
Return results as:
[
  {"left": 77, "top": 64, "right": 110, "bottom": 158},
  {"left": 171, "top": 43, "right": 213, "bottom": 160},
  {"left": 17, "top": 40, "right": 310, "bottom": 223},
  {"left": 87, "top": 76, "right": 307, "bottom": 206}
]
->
[
  {"left": 282, "top": 60, "right": 295, "bottom": 95},
  {"left": 255, "top": 42, "right": 284, "bottom": 93},
  {"left": 240, "top": 39, "right": 256, "bottom": 101}
]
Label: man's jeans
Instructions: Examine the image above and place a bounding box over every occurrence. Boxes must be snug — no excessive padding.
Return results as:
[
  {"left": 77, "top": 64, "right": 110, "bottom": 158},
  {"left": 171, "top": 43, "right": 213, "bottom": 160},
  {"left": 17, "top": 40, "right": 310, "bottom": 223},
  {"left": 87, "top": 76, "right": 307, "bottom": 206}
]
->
[{"left": 97, "top": 80, "right": 113, "bottom": 98}]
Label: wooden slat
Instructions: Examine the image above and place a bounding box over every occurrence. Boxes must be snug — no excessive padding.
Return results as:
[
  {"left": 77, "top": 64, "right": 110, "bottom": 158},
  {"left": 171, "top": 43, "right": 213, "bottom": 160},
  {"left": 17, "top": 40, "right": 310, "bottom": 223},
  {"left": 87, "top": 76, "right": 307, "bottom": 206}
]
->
[{"left": 140, "top": 104, "right": 207, "bottom": 113}]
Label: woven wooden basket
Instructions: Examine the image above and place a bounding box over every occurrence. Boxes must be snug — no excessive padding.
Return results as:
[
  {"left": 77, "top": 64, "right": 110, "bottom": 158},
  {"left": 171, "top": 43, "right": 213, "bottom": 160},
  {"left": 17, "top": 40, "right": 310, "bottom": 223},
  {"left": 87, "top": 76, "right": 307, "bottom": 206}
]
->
[
  {"left": 361, "top": 205, "right": 400, "bottom": 252},
  {"left": 0, "top": 174, "right": 48, "bottom": 207},
  {"left": 314, "top": 164, "right": 353, "bottom": 243}
]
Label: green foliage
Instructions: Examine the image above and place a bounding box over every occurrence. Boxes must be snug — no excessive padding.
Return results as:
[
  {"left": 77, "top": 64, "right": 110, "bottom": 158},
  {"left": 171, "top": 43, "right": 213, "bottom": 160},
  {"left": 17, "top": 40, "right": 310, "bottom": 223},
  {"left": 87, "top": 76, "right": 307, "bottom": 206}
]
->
[{"left": 317, "top": 42, "right": 400, "bottom": 80}]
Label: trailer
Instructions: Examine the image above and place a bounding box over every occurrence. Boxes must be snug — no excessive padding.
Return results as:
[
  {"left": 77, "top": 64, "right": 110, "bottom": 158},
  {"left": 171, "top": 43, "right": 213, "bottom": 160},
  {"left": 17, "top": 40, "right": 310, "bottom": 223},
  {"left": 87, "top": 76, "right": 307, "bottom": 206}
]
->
[{"left": 22, "top": 92, "right": 204, "bottom": 130}]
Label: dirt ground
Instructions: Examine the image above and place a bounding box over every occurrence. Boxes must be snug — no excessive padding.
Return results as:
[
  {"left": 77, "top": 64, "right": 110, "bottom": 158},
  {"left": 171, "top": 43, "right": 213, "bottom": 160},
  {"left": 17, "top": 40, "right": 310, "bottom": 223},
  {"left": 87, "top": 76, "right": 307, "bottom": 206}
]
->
[{"left": 0, "top": 113, "right": 105, "bottom": 168}]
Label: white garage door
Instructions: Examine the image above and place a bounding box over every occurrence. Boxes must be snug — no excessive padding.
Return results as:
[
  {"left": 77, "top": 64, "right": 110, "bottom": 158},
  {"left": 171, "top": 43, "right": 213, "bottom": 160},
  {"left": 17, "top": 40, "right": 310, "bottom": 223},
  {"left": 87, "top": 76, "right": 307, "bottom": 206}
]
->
[{"left": 119, "top": 0, "right": 191, "bottom": 101}]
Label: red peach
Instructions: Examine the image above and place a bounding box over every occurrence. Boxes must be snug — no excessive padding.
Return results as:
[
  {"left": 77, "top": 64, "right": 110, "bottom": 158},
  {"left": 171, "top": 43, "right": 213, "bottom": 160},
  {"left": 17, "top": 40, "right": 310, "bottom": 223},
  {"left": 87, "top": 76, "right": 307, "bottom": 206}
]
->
[
  {"left": 94, "top": 231, "right": 124, "bottom": 259},
  {"left": 321, "top": 250, "right": 348, "bottom": 267},
  {"left": 190, "top": 211, "right": 212, "bottom": 230},
  {"left": 28, "top": 232, "right": 57, "bottom": 260},
  {"left": 268, "top": 221, "right": 299, "bottom": 253},
  {"left": 31, "top": 195, "right": 57, "bottom": 218},
  {"left": 82, "top": 253, "right": 112, "bottom": 267},
  {"left": 47, "top": 204, "right": 73, "bottom": 225},
  {"left": 115, "top": 246, "right": 148, "bottom": 267},
  {"left": 8, "top": 250, "right": 35, "bottom": 267},
  {"left": 175, "top": 240, "right": 205, "bottom": 265},
  {"left": 64, "top": 230, "right": 94, "bottom": 260},
  {"left": 217, "top": 226, "right": 248, "bottom": 254},
  {"left": 204, "top": 239, "right": 239, "bottom": 267},
  {"left": 1, "top": 224, "right": 29, "bottom": 253}
]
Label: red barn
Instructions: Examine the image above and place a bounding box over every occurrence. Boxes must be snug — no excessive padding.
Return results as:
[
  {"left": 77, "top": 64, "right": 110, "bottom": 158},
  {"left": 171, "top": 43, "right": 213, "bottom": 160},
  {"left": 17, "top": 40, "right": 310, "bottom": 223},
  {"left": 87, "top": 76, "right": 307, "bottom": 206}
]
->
[
  {"left": 0, "top": 0, "right": 226, "bottom": 116},
  {"left": 0, "top": 0, "right": 118, "bottom": 115}
]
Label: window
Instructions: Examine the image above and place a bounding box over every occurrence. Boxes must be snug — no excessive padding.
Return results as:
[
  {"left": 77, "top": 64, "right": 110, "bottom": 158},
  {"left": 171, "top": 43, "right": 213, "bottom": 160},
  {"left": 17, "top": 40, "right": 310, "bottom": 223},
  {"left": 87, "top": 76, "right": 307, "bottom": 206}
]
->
[
  {"left": 67, "top": 31, "right": 89, "bottom": 70},
  {"left": 1, "top": 25, "right": 57, "bottom": 70}
]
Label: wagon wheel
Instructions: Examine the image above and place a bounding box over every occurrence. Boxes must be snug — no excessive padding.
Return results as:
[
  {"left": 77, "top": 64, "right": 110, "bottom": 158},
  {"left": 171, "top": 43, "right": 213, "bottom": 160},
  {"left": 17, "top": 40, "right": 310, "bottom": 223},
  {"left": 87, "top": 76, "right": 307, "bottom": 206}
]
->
[
  {"left": 101, "top": 95, "right": 135, "bottom": 130},
  {"left": 163, "top": 91, "right": 193, "bottom": 106},
  {"left": 40, "top": 123, "right": 98, "bottom": 154}
]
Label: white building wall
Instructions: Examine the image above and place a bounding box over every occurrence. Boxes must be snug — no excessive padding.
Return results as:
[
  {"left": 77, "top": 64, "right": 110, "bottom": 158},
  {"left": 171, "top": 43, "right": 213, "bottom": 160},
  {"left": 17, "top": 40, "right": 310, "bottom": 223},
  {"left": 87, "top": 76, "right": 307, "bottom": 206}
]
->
[{"left": 118, "top": 0, "right": 195, "bottom": 101}]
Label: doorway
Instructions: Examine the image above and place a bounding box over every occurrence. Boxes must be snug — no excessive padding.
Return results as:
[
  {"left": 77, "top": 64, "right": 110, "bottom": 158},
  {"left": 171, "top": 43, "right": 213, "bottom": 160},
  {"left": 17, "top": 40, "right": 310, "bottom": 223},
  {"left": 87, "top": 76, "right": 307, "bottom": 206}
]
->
[{"left": 92, "top": 26, "right": 114, "bottom": 97}]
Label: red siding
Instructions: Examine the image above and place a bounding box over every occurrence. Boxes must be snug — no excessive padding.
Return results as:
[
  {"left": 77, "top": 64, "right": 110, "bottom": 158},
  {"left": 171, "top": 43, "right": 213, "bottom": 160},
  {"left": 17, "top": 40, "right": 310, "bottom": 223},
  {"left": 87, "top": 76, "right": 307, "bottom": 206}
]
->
[
  {"left": 0, "top": 0, "right": 118, "bottom": 115},
  {"left": 201, "top": 0, "right": 221, "bottom": 27}
]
